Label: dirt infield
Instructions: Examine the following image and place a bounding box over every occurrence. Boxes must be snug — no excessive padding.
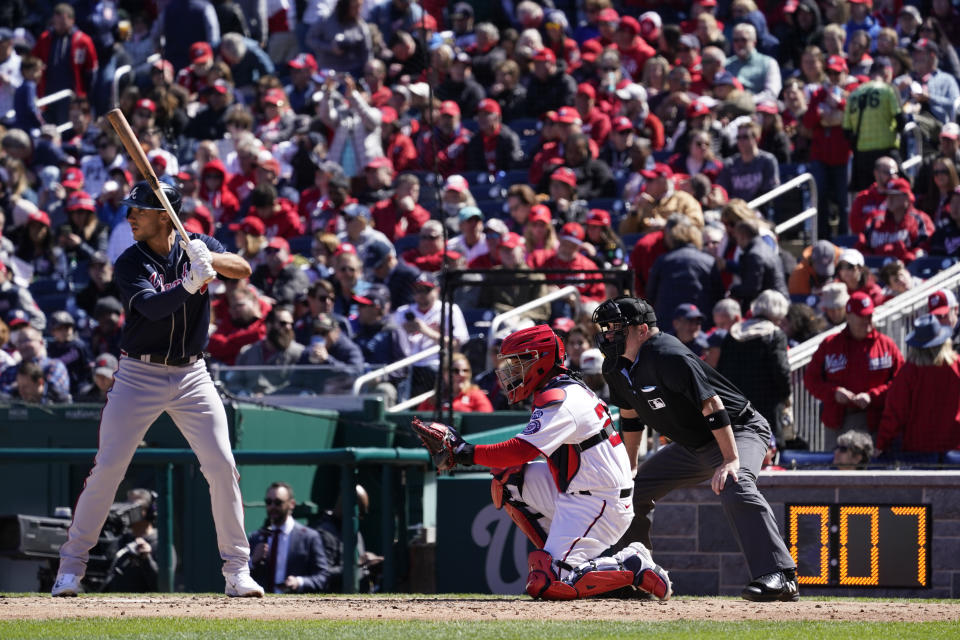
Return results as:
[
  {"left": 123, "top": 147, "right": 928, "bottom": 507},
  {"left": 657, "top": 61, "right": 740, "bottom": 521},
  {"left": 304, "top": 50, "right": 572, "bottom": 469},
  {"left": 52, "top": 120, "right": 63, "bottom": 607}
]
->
[{"left": 1, "top": 596, "right": 958, "bottom": 622}]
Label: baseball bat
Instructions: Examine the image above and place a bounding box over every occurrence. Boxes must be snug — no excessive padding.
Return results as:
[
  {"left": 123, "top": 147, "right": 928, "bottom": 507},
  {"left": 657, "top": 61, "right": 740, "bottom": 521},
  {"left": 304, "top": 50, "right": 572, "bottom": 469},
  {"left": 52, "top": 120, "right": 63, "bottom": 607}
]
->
[{"left": 105, "top": 107, "right": 190, "bottom": 241}]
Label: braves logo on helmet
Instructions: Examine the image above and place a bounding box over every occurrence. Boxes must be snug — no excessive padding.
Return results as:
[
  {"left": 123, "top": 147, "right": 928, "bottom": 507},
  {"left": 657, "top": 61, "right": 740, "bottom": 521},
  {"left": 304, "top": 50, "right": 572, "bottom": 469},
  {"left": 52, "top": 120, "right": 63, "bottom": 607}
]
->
[
  {"left": 121, "top": 181, "right": 184, "bottom": 214},
  {"left": 496, "top": 325, "right": 565, "bottom": 404}
]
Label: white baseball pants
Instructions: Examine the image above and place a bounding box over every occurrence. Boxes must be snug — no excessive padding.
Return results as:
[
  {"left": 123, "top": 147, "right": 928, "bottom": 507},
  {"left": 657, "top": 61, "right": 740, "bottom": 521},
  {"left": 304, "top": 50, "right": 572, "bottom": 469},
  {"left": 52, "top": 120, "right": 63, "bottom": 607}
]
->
[{"left": 59, "top": 357, "right": 251, "bottom": 577}]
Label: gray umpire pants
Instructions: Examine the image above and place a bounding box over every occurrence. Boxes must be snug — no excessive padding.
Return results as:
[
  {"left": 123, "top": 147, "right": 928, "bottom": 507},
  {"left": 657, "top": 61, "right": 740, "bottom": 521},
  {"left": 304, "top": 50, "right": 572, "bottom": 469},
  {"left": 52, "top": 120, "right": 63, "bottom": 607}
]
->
[{"left": 619, "top": 418, "right": 795, "bottom": 580}]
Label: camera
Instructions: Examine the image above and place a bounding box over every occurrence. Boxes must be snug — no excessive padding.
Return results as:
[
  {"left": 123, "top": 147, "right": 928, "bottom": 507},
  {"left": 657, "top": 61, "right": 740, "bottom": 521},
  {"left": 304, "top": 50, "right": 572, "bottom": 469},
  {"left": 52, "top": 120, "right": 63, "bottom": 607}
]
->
[{"left": 405, "top": 311, "right": 415, "bottom": 322}]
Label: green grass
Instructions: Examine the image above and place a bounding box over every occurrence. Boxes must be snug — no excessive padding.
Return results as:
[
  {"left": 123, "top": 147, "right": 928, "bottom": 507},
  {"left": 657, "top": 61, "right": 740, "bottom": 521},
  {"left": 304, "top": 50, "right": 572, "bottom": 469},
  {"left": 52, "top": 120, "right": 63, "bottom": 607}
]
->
[{"left": 1, "top": 619, "right": 959, "bottom": 640}]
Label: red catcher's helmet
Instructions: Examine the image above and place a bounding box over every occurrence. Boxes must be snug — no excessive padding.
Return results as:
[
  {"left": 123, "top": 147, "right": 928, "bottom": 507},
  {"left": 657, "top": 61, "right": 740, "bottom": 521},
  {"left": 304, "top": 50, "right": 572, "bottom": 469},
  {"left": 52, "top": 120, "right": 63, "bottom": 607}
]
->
[{"left": 496, "top": 325, "right": 565, "bottom": 404}]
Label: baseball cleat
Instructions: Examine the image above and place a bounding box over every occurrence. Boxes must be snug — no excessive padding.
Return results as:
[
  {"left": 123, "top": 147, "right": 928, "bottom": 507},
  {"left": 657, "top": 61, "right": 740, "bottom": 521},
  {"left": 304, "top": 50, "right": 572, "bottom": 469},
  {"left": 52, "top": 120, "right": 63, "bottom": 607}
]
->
[
  {"left": 225, "top": 572, "right": 265, "bottom": 597},
  {"left": 741, "top": 570, "right": 800, "bottom": 602},
  {"left": 621, "top": 542, "right": 672, "bottom": 601},
  {"left": 51, "top": 573, "right": 81, "bottom": 597}
]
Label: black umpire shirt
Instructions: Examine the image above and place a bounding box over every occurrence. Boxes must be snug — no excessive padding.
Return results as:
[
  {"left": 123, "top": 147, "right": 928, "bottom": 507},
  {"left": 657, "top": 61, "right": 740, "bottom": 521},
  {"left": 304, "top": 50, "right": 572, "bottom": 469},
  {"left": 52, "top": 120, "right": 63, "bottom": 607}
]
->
[{"left": 605, "top": 332, "right": 758, "bottom": 449}]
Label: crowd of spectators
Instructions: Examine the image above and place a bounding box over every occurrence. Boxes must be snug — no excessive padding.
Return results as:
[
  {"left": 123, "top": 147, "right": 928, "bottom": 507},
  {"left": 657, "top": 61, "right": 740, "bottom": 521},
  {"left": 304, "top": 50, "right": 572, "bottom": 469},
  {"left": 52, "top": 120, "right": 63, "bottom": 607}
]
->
[{"left": 0, "top": 0, "right": 959, "bottom": 457}]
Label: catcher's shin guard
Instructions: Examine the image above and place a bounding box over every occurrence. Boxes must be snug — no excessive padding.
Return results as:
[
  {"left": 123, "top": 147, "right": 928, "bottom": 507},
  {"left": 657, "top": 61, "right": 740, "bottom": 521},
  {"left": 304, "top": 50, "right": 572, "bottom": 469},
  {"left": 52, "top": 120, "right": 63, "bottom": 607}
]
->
[
  {"left": 525, "top": 550, "right": 577, "bottom": 600},
  {"left": 614, "top": 542, "right": 672, "bottom": 600},
  {"left": 491, "top": 466, "right": 547, "bottom": 548}
]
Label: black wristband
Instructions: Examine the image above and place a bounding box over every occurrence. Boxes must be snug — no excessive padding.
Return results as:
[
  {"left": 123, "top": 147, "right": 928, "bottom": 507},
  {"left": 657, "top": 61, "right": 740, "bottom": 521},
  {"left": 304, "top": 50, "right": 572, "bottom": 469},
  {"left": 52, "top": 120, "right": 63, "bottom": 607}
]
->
[
  {"left": 621, "top": 416, "right": 645, "bottom": 432},
  {"left": 453, "top": 443, "right": 475, "bottom": 466},
  {"left": 706, "top": 409, "right": 731, "bottom": 430}
]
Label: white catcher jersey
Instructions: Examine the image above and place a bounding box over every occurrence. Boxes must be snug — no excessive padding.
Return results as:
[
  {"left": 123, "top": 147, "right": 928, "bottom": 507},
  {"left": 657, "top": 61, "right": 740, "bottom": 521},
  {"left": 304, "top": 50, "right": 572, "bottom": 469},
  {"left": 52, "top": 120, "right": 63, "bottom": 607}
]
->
[{"left": 517, "top": 376, "right": 632, "bottom": 494}]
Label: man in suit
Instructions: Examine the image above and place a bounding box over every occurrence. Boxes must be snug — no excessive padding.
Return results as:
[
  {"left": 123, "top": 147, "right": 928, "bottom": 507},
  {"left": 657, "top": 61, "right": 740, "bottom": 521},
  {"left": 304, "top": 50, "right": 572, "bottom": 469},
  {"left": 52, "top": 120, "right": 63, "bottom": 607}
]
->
[{"left": 248, "top": 482, "right": 332, "bottom": 593}]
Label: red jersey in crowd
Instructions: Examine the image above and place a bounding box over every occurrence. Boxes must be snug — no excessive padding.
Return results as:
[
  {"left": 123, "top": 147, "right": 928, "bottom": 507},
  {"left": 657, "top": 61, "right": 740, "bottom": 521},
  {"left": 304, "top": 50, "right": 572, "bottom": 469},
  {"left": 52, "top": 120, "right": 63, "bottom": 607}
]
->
[
  {"left": 617, "top": 36, "right": 656, "bottom": 80},
  {"left": 208, "top": 298, "right": 272, "bottom": 365},
  {"left": 802, "top": 87, "right": 852, "bottom": 167},
  {"left": 630, "top": 230, "right": 666, "bottom": 298},
  {"left": 526, "top": 247, "right": 556, "bottom": 269},
  {"left": 370, "top": 196, "right": 430, "bottom": 241},
  {"left": 580, "top": 107, "right": 611, "bottom": 148},
  {"left": 803, "top": 326, "right": 904, "bottom": 432},
  {"left": 541, "top": 252, "right": 606, "bottom": 301},
  {"left": 849, "top": 183, "right": 886, "bottom": 235},
  {"left": 417, "top": 126, "right": 472, "bottom": 177},
  {"left": 33, "top": 26, "right": 98, "bottom": 98},
  {"left": 878, "top": 360, "right": 960, "bottom": 453},
  {"left": 199, "top": 160, "right": 241, "bottom": 224},
  {"left": 227, "top": 170, "right": 257, "bottom": 205},
  {"left": 250, "top": 198, "right": 303, "bottom": 239},
  {"left": 418, "top": 387, "right": 494, "bottom": 413},
  {"left": 857, "top": 207, "right": 934, "bottom": 263},
  {"left": 402, "top": 248, "right": 456, "bottom": 272},
  {"left": 182, "top": 201, "right": 214, "bottom": 236},
  {"left": 385, "top": 130, "right": 418, "bottom": 172}
]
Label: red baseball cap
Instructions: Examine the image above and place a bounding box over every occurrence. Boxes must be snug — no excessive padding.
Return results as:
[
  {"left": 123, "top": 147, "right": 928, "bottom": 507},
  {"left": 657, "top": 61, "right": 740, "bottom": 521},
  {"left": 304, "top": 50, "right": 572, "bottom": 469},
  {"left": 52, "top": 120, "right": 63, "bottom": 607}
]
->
[
  {"left": 229, "top": 215, "right": 266, "bottom": 236},
  {"left": 62, "top": 167, "right": 84, "bottom": 189},
  {"left": 556, "top": 106, "right": 582, "bottom": 124},
  {"left": 190, "top": 41, "right": 213, "bottom": 64},
  {"left": 559, "top": 221, "right": 585, "bottom": 244},
  {"left": 597, "top": 8, "right": 619, "bottom": 22},
  {"left": 531, "top": 48, "right": 557, "bottom": 63},
  {"left": 259, "top": 157, "right": 281, "bottom": 174},
  {"left": 380, "top": 105, "right": 398, "bottom": 125},
  {"left": 640, "top": 163, "right": 674, "bottom": 180},
  {"left": 28, "top": 210, "right": 51, "bottom": 227},
  {"left": 618, "top": 16, "right": 641, "bottom": 35},
  {"left": 580, "top": 40, "right": 603, "bottom": 63},
  {"left": 288, "top": 53, "right": 318, "bottom": 72},
  {"left": 586, "top": 209, "right": 611, "bottom": 226},
  {"left": 267, "top": 236, "right": 290, "bottom": 252},
  {"left": 697, "top": 0, "right": 718, "bottom": 6},
  {"left": 439, "top": 100, "right": 461, "bottom": 116},
  {"left": 477, "top": 98, "right": 501, "bottom": 115},
  {"left": 884, "top": 177, "right": 914, "bottom": 199},
  {"left": 263, "top": 89, "right": 286, "bottom": 106},
  {"left": 612, "top": 116, "right": 634, "bottom": 132},
  {"left": 498, "top": 232, "right": 523, "bottom": 249},
  {"left": 150, "top": 153, "right": 167, "bottom": 170},
  {"left": 686, "top": 100, "right": 711, "bottom": 119},
  {"left": 365, "top": 156, "right": 394, "bottom": 171},
  {"left": 756, "top": 100, "right": 779, "bottom": 114},
  {"left": 66, "top": 190, "right": 96, "bottom": 212},
  {"left": 846, "top": 291, "right": 875, "bottom": 316},
  {"left": 444, "top": 174, "right": 469, "bottom": 193},
  {"left": 551, "top": 167, "right": 577, "bottom": 187},
  {"left": 412, "top": 13, "right": 438, "bottom": 30},
  {"left": 826, "top": 55, "right": 848, "bottom": 73},
  {"left": 136, "top": 98, "right": 156, "bottom": 114},
  {"left": 529, "top": 204, "right": 552, "bottom": 224},
  {"left": 577, "top": 82, "right": 596, "bottom": 99},
  {"left": 928, "top": 289, "right": 958, "bottom": 315}
]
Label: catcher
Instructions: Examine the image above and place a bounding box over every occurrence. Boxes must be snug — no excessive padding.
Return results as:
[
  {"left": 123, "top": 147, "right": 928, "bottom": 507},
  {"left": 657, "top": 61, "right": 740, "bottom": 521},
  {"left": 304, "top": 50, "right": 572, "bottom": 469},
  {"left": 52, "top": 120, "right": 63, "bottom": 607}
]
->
[{"left": 412, "top": 325, "right": 671, "bottom": 600}]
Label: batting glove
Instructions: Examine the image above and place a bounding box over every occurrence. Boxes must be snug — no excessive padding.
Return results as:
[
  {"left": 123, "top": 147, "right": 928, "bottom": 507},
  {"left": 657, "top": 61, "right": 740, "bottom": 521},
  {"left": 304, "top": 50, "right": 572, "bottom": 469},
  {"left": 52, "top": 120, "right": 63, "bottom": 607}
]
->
[
  {"left": 182, "top": 260, "right": 217, "bottom": 294},
  {"left": 180, "top": 238, "right": 212, "bottom": 265}
]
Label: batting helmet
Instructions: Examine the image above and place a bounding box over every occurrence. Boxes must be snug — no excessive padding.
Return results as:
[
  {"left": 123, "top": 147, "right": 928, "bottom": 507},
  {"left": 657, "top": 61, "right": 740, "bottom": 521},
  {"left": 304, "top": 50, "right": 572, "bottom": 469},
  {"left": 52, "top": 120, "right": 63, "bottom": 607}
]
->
[
  {"left": 496, "top": 325, "right": 565, "bottom": 404},
  {"left": 121, "top": 181, "right": 183, "bottom": 213},
  {"left": 592, "top": 296, "right": 658, "bottom": 372}
]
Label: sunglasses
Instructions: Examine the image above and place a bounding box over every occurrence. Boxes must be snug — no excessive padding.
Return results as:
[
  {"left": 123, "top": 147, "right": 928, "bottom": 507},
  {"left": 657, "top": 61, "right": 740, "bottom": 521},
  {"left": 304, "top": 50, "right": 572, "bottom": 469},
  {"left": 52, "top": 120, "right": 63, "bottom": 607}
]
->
[
  {"left": 264, "top": 498, "right": 286, "bottom": 506},
  {"left": 934, "top": 168, "right": 950, "bottom": 175},
  {"left": 274, "top": 320, "right": 294, "bottom": 328}
]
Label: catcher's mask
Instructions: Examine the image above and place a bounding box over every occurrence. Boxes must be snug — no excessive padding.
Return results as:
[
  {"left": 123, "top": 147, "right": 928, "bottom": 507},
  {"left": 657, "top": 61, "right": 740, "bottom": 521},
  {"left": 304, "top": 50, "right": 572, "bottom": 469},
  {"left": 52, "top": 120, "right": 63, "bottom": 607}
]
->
[
  {"left": 591, "top": 296, "right": 657, "bottom": 373},
  {"left": 496, "top": 325, "right": 564, "bottom": 404}
]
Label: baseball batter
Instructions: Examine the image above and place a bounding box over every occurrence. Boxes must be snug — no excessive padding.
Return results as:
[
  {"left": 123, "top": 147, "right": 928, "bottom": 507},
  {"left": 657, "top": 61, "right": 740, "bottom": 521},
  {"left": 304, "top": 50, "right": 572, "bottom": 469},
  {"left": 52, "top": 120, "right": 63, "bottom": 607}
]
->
[
  {"left": 412, "top": 325, "right": 671, "bottom": 600},
  {"left": 52, "top": 182, "right": 264, "bottom": 598}
]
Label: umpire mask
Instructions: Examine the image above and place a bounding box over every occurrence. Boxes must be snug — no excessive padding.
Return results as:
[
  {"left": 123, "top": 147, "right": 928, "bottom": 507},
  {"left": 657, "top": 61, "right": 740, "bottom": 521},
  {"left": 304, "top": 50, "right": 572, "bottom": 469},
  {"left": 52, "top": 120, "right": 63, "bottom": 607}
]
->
[{"left": 591, "top": 296, "right": 658, "bottom": 373}]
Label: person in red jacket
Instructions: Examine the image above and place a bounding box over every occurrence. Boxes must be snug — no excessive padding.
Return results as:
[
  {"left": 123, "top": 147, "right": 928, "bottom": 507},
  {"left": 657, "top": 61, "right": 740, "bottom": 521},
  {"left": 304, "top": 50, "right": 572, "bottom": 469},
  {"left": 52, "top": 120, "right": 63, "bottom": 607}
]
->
[
  {"left": 380, "top": 106, "right": 418, "bottom": 173},
  {"left": 370, "top": 173, "right": 430, "bottom": 242},
  {"left": 417, "top": 352, "right": 493, "bottom": 413},
  {"left": 199, "top": 159, "right": 240, "bottom": 224},
  {"left": 615, "top": 16, "right": 656, "bottom": 81},
  {"left": 401, "top": 220, "right": 459, "bottom": 272},
  {"left": 575, "top": 83, "right": 611, "bottom": 148},
  {"left": 208, "top": 283, "right": 271, "bottom": 366},
  {"left": 858, "top": 178, "right": 934, "bottom": 264},
  {"left": 416, "top": 100, "right": 472, "bottom": 177},
  {"left": 541, "top": 222, "right": 606, "bottom": 302},
  {"left": 849, "top": 156, "right": 898, "bottom": 235},
  {"left": 803, "top": 292, "right": 904, "bottom": 449},
  {"left": 629, "top": 228, "right": 667, "bottom": 299},
  {"left": 802, "top": 55, "right": 854, "bottom": 238},
  {"left": 877, "top": 314, "right": 960, "bottom": 454},
  {"left": 249, "top": 184, "right": 303, "bottom": 239},
  {"left": 33, "top": 4, "right": 97, "bottom": 124}
]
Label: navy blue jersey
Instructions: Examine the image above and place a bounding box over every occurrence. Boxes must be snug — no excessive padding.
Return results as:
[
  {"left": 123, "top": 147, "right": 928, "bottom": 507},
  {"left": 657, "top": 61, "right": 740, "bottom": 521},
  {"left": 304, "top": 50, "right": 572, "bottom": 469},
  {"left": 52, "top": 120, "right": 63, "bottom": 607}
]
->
[{"left": 115, "top": 233, "right": 224, "bottom": 358}]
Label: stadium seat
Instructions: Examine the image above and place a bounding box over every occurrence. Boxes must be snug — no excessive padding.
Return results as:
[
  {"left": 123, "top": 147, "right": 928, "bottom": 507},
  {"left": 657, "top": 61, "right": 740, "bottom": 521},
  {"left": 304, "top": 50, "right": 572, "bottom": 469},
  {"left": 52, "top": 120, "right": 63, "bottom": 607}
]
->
[
  {"left": 620, "top": 232, "right": 646, "bottom": 253},
  {"left": 790, "top": 294, "right": 820, "bottom": 308},
  {"left": 779, "top": 450, "right": 835, "bottom": 469},
  {"left": 34, "top": 292, "right": 73, "bottom": 315},
  {"left": 651, "top": 150, "right": 672, "bottom": 163},
  {"left": 69, "top": 262, "right": 91, "bottom": 289},
  {"left": 287, "top": 234, "right": 313, "bottom": 257},
  {"left": 29, "top": 277, "right": 71, "bottom": 296},
  {"left": 945, "top": 450, "right": 960, "bottom": 465},
  {"left": 506, "top": 118, "right": 540, "bottom": 137},
  {"left": 833, "top": 234, "right": 859, "bottom": 248},
  {"left": 501, "top": 169, "right": 531, "bottom": 187},
  {"left": 864, "top": 255, "right": 894, "bottom": 271},
  {"left": 478, "top": 200, "right": 505, "bottom": 218},
  {"left": 394, "top": 234, "right": 420, "bottom": 254},
  {"left": 908, "top": 256, "right": 957, "bottom": 279}
]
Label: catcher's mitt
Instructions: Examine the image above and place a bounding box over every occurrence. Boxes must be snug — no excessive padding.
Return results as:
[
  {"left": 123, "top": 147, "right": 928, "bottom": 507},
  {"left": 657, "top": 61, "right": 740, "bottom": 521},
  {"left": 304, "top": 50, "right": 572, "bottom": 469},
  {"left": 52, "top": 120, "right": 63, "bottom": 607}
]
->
[{"left": 411, "top": 417, "right": 474, "bottom": 470}]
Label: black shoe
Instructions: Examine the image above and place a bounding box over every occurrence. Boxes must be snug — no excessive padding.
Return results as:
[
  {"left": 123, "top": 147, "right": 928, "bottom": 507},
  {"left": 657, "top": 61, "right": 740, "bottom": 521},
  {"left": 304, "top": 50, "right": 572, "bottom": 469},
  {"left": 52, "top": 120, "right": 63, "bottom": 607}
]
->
[{"left": 741, "top": 571, "right": 799, "bottom": 602}]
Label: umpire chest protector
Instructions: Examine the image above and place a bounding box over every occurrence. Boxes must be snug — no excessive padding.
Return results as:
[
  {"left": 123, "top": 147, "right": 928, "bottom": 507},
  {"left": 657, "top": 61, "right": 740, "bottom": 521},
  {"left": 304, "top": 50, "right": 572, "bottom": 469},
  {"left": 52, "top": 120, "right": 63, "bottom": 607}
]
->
[{"left": 605, "top": 332, "right": 755, "bottom": 449}]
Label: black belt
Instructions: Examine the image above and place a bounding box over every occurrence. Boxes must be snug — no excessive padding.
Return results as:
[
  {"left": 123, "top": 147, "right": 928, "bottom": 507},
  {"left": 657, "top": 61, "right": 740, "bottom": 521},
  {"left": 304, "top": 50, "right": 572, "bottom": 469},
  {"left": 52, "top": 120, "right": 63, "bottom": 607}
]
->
[
  {"left": 122, "top": 351, "right": 202, "bottom": 367},
  {"left": 570, "top": 487, "right": 633, "bottom": 499},
  {"left": 577, "top": 424, "right": 618, "bottom": 452}
]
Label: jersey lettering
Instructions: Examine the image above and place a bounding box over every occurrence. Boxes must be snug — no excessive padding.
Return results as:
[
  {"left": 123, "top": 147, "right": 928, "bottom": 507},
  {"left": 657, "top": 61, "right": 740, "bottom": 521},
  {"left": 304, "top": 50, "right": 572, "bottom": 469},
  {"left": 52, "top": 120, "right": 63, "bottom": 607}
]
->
[
  {"left": 824, "top": 353, "right": 847, "bottom": 374},
  {"left": 869, "top": 354, "right": 893, "bottom": 370}
]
